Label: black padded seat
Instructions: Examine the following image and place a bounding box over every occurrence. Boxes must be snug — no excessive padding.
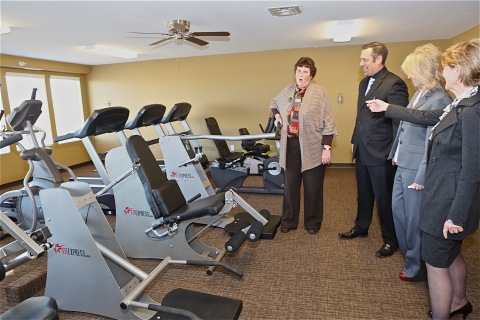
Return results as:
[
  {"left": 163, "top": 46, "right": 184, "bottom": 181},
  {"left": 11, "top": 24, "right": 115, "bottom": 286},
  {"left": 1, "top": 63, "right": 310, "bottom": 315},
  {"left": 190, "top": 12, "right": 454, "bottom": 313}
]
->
[
  {"left": 1, "top": 296, "right": 59, "bottom": 320},
  {"left": 238, "top": 127, "right": 270, "bottom": 156},
  {"left": 204, "top": 117, "right": 245, "bottom": 163},
  {"left": 159, "top": 288, "right": 242, "bottom": 320},
  {"left": 124, "top": 104, "right": 167, "bottom": 130},
  {"left": 125, "top": 135, "right": 225, "bottom": 222}
]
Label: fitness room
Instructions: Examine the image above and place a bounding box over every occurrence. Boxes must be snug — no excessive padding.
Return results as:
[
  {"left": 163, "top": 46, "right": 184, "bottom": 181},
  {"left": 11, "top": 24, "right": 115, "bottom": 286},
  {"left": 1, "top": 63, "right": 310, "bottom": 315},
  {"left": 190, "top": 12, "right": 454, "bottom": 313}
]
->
[{"left": 0, "top": 1, "right": 479, "bottom": 320}]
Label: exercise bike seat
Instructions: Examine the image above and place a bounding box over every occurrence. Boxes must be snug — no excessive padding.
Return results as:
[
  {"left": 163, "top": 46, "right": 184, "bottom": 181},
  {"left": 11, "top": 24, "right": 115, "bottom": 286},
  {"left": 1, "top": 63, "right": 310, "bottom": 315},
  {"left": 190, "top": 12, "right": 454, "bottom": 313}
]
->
[
  {"left": 238, "top": 127, "right": 270, "bottom": 156},
  {"left": 205, "top": 117, "right": 245, "bottom": 163},
  {"left": 1, "top": 296, "right": 59, "bottom": 320},
  {"left": 125, "top": 135, "right": 225, "bottom": 222},
  {"left": 124, "top": 104, "right": 166, "bottom": 130}
]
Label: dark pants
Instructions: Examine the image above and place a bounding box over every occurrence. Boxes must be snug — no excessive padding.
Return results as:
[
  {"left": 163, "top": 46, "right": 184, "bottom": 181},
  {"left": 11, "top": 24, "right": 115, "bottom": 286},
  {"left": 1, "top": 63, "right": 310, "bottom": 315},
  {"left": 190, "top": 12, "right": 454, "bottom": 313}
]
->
[
  {"left": 282, "top": 138, "right": 326, "bottom": 230},
  {"left": 354, "top": 155, "right": 398, "bottom": 248}
]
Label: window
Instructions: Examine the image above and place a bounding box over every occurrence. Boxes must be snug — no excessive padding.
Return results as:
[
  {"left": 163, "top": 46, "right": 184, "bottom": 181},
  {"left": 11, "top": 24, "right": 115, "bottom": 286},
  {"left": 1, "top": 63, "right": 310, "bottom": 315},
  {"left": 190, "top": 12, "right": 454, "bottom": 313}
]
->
[
  {"left": 0, "top": 89, "right": 9, "bottom": 155},
  {"left": 3, "top": 72, "right": 85, "bottom": 148},
  {"left": 50, "top": 76, "right": 85, "bottom": 143},
  {"left": 5, "top": 73, "right": 52, "bottom": 148}
]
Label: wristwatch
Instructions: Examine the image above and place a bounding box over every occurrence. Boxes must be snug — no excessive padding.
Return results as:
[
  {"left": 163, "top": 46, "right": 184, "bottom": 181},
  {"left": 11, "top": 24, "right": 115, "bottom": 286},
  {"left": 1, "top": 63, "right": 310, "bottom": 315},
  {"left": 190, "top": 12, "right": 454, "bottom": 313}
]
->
[{"left": 323, "top": 145, "right": 331, "bottom": 151}]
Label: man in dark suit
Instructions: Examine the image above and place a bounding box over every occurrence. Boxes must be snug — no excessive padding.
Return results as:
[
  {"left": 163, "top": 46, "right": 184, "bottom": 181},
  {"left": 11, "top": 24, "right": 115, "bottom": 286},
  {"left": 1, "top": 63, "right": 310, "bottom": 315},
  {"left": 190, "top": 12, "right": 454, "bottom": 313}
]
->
[{"left": 339, "top": 41, "right": 409, "bottom": 258}]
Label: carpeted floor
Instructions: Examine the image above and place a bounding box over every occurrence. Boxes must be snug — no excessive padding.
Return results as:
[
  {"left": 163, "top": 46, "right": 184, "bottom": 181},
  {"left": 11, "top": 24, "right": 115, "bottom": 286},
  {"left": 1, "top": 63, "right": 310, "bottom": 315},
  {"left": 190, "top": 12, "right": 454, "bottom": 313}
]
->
[{"left": 0, "top": 166, "right": 478, "bottom": 319}]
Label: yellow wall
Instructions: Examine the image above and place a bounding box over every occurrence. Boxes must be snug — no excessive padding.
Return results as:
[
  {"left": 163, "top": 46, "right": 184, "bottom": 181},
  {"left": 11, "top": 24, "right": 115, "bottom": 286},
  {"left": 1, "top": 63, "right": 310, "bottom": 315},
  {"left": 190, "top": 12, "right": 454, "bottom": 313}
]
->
[
  {"left": 1, "top": 25, "right": 478, "bottom": 184},
  {"left": 450, "top": 25, "right": 479, "bottom": 43}
]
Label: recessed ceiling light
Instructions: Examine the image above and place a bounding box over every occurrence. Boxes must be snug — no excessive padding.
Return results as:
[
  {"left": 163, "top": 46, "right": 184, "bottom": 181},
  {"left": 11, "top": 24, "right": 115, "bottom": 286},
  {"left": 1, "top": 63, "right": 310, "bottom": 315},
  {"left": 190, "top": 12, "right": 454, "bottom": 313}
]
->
[
  {"left": 268, "top": 6, "right": 301, "bottom": 17},
  {"left": 83, "top": 45, "right": 138, "bottom": 59}
]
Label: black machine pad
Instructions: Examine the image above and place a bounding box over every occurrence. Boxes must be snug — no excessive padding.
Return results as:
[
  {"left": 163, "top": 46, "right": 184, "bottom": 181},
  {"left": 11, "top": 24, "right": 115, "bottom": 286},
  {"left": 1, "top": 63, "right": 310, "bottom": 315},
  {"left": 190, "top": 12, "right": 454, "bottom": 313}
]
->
[{"left": 158, "top": 288, "right": 242, "bottom": 320}]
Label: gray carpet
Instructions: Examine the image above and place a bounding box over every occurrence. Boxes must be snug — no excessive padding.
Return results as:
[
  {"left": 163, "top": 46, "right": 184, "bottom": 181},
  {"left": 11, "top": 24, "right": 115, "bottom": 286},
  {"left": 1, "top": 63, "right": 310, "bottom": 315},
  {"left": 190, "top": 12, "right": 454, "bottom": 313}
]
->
[{"left": 1, "top": 167, "right": 478, "bottom": 319}]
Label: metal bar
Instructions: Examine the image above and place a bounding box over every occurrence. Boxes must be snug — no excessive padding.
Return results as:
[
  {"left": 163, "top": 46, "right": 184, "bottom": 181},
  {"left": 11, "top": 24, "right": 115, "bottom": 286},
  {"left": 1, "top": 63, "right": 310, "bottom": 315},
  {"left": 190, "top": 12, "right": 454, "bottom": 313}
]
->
[
  {"left": 120, "top": 256, "right": 172, "bottom": 309},
  {"left": 182, "top": 133, "right": 276, "bottom": 141},
  {"left": 95, "top": 241, "right": 149, "bottom": 280}
]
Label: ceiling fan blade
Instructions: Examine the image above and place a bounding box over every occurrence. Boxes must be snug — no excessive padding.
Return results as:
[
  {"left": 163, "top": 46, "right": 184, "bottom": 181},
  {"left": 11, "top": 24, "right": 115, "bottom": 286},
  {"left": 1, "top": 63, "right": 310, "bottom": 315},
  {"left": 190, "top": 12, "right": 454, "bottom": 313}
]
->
[
  {"left": 129, "top": 31, "right": 171, "bottom": 36},
  {"left": 185, "top": 36, "right": 208, "bottom": 46},
  {"left": 149, "top": 37, "right": 174, "bottom": 46},
  {"left": 191, "top": 32, "right": 230, "bottom": 37}
]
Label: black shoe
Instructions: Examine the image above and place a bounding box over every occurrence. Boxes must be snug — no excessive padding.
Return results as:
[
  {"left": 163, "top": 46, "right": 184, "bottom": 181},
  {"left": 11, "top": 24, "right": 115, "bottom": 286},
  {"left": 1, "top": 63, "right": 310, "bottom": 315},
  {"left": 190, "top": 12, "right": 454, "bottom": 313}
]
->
[
  {"left": 307, "top": 229, "right": 319, "bottom": 235},
  {"left": 375, "top": 243, "right": 397, "bottom": 258},
  {"left": 428, "top": 301, "right": 473, "bottom": 319},
  {"left": 280, "top": 225, "right": 296, "bottom": 233},
  {"left": 338, "top": 228, "right": 368, "bottom": 239}
]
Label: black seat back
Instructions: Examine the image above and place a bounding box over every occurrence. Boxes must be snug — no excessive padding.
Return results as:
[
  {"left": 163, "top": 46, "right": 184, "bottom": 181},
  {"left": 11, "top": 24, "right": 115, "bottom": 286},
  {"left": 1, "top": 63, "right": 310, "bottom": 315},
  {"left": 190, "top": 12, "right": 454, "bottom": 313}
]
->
[
  {"left": 205, "top": 117, "right": 232, "bottom": 160},
  {"left": 125, "top": 135, "right": 186, "bottom": 219},
  {"left": 161, "top": 102, "right": 192, "bottom": 124},
  {"left": 75, "top": 107, "right": 130, "bottom": 138},
  {"left": 124, "top": 104, "right": 166, "bottom": 130}
]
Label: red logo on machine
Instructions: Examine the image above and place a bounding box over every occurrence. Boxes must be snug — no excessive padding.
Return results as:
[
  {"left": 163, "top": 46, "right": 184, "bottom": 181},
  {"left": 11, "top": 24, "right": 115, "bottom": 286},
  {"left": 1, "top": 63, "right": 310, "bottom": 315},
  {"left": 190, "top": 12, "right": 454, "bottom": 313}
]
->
[
  {"left": 123, "top": 207, "right": 153, "bottom": 217},
  {"left": 53, "top": 243, "right": 89, "bottom": 257},
  {"left": 170, "top": 171, "right": 193, "bottom": 179}
]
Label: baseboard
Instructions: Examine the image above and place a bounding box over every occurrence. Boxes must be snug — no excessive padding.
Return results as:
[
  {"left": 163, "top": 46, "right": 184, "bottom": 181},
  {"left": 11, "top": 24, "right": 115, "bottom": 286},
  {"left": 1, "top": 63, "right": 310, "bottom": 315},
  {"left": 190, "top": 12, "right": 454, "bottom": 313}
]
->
[{"left": 329, "top": 163, "right": 355, "bottom": 168}]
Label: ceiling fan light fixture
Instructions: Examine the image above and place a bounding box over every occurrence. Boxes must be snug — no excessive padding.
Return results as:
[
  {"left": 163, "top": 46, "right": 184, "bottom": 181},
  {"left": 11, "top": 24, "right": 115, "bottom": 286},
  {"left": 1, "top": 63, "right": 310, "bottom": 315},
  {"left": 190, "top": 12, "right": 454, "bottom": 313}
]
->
[
  {"left": 268, "top": 6, "right": 301, "bottom": 17},
  {"left": 326, "top": 20, "right": 363, "bottom": 43},
  {"left": 83, "top": 45, "right": 138, "bottom": 59}
]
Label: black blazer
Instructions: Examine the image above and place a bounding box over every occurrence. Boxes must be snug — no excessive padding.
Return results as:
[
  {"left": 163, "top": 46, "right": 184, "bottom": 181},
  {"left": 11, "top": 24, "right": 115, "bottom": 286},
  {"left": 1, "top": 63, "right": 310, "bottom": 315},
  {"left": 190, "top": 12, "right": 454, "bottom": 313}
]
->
[
  {"left": 385, "top": 87, "right": 480, "bottom": 239},
  {"left": 351, "top": 67, "right": 409, "bottom": 166}
]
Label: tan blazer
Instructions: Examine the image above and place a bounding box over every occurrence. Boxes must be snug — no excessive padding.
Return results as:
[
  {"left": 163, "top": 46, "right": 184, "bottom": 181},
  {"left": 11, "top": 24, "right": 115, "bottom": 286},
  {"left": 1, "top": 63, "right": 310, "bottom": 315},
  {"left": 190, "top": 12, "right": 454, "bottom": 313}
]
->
[{"left": 269, "top": 83, "right": 337, "bottom": 172}]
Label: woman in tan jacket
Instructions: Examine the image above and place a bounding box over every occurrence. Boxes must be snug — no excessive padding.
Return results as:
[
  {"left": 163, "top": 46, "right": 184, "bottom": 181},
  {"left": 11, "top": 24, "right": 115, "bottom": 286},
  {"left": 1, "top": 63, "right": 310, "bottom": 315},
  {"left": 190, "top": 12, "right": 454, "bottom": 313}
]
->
[{"left": 269, "top": 57, "right": 337, "bottom": 234}]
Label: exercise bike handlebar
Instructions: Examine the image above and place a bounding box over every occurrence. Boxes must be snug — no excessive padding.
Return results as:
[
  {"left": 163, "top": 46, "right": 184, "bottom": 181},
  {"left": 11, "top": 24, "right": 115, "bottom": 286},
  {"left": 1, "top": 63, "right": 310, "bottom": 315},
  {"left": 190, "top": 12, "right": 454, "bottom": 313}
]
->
[{"left": 0, "top": 133, "right": 23, "bottom": 149}]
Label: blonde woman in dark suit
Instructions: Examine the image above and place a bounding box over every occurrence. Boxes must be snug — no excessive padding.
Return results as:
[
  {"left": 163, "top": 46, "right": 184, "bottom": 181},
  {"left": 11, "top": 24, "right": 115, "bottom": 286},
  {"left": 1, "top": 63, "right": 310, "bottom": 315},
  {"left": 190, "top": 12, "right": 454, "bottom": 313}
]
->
[
  {"left": 367, "top": 39, "right": 479, "bottom": 320},
  {"left": 389, "top": 44, "right": 452, "bottom": 283}
]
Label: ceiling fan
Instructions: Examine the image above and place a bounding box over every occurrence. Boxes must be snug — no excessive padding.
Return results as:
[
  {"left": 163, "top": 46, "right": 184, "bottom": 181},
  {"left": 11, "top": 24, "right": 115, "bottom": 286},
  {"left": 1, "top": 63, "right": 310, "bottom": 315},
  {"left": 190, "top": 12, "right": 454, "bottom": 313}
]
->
[{"left": 130, "top": 19, "right": 230, "bottom": 47}]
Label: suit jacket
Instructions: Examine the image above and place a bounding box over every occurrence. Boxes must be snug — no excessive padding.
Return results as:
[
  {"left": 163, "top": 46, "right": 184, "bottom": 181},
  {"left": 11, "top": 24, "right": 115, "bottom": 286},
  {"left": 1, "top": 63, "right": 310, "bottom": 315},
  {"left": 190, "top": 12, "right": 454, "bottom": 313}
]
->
[
  {"left": 351, "top": 67, "right": 409, "bottom": 166},
  {"left": 269, "top": 83, "right": 337, "bottom": 172},
  {"left": 388, "top": 88, "right": 452, "bottom": 185},
  {"left": 385, "top": 87, "right": 480, "bottom": 239}
]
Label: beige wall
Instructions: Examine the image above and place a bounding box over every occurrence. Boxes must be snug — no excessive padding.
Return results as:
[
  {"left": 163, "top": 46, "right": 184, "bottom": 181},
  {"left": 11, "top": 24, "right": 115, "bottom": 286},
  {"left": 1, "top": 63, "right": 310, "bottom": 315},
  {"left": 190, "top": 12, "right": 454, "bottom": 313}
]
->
[{"left": 1, "top": 25, "right": 478, "bottom": 184}]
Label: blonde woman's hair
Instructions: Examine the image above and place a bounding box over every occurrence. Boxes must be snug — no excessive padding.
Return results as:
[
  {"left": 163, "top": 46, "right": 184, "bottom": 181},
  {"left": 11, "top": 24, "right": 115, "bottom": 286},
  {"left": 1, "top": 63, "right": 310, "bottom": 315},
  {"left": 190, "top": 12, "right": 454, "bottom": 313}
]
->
[
  {"left": 441, "top": 38, "right": 480, "bottom": 87},
  {"left": 401, "top": 43, "right": 444, "bottom": 91}
]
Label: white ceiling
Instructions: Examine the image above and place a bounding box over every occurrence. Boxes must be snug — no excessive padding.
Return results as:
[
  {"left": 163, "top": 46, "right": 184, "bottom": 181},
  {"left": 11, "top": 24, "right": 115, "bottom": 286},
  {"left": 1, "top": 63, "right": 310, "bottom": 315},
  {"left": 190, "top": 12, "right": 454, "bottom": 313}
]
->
[{"left": 1, "top": 0, "right": 479, "bottom": 66}]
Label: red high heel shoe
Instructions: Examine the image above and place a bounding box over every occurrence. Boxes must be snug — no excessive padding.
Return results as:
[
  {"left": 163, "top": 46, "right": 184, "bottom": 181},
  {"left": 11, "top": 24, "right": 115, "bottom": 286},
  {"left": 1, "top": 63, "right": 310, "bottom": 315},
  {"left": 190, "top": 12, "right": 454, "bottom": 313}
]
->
[{"left": 398, "top": 272, "right": 413, "bottom": 282}]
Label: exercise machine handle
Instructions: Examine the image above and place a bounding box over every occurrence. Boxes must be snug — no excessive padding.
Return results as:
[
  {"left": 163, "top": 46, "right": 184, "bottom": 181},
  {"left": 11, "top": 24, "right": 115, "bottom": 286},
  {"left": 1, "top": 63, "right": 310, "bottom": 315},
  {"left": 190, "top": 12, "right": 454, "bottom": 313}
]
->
[
  {"left": 30, "top": 88, "right": 38, "bottom": 100},
  {"left": 0, "top": 134, "right": 23, "bottom": 149}
]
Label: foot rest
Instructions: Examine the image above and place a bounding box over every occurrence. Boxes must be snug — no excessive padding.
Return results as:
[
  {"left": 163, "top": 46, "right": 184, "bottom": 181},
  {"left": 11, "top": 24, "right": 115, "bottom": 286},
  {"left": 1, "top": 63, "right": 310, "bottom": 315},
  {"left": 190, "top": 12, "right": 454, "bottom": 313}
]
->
[
  {"left": 224, "top": 211, "right": 281, "bottom": 240},
  {"left": 159, "top": 288, "right": 242, "bottom": 320},
  {"left": 1, "top": 296, "right": 58, "bottom": 320}
]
